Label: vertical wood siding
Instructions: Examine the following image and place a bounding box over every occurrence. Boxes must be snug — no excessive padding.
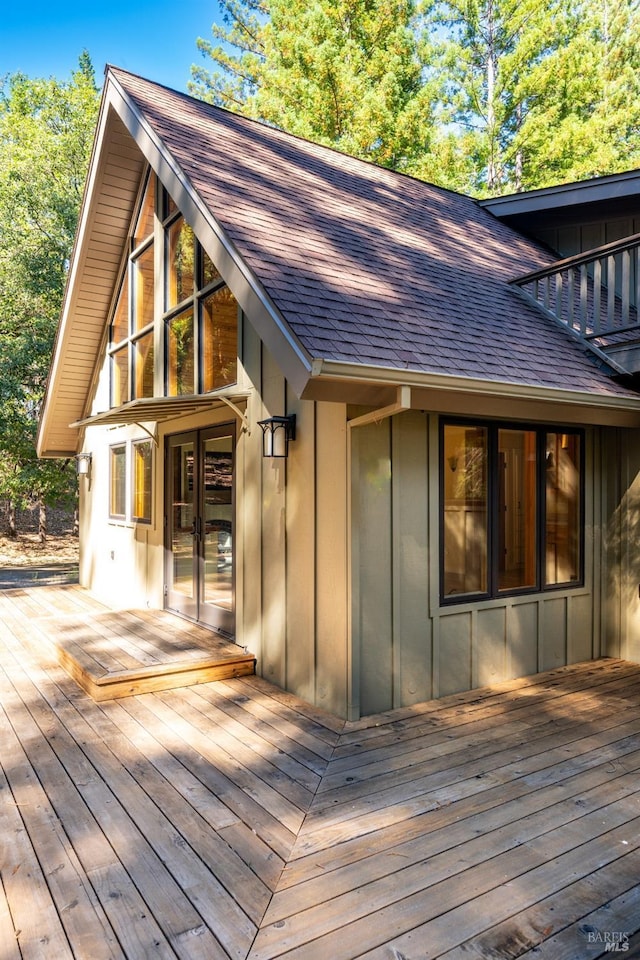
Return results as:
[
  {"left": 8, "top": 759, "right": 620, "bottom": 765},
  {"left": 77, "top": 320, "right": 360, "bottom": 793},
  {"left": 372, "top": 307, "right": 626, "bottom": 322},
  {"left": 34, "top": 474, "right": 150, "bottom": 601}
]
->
[
  {"left": 601, "top": 426, "right": 640, "bottom": 665},
  {"left": 239, "top": 326, "right": 350, "bottom": 718},
  {"left": 351, "top": 411, "right": 599, "bottom": 716}
]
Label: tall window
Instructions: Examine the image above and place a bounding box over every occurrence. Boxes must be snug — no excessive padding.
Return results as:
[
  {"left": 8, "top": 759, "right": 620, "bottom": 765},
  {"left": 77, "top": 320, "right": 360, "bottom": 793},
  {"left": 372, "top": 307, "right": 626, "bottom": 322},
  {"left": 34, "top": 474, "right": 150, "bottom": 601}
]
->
[
  {"left": 109, "top": 173, "right": 156, "bottom": 405},
  {"left": 110, "top": 445, "right": 127, "bottom": 519},
  {"left": 132, "top": 440, "right": 153, "bottom": 523},
  {"left": 108, "top": 171, "right": 238, "bottom": 407},
  {"left": 163, "top": 195, "right": 237, "bottom": 396},
  {"left": 441, "top": 421, "right": 583, "bottom": 602}
]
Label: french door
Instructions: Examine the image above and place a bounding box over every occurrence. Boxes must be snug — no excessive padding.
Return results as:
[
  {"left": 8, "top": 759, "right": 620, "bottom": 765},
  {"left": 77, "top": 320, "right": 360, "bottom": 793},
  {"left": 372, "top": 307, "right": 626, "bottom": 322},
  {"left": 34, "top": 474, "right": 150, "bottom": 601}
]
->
[{"left": 165, "top": 425, "right": 235, "bottom": 636}]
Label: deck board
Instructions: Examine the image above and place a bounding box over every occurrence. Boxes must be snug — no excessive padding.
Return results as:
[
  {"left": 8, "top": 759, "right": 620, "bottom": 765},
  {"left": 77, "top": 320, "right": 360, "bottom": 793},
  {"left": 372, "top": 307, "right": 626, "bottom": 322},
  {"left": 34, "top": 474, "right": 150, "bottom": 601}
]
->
[
  {"left": 0, "top": 586, "right": 256, "bottom": 699},
  {"left": 0, "top": 583, "right": 639, "bottom": 959}
]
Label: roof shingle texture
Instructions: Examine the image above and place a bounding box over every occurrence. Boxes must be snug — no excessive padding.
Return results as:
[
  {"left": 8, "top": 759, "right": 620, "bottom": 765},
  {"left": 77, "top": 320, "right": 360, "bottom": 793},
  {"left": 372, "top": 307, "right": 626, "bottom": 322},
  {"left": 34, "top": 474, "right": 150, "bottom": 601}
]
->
[{"left": 113, "top": 68, "right": 635, "bottom": 398}]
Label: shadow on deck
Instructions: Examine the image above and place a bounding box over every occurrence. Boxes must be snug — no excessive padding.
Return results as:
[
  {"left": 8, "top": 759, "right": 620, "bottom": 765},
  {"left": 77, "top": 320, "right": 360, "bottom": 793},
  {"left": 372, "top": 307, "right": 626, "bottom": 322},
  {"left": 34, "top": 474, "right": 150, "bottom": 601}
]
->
[
  {"left": 0, "top": 576, "right": 255, "bottom": 700},
  {"left": 0, "top": 582, "right": 639, "bottom": 959}
]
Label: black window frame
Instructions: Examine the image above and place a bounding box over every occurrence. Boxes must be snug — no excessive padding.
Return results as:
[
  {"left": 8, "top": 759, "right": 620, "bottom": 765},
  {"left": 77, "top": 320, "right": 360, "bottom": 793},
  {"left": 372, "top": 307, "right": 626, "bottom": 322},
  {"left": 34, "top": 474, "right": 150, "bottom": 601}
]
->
[{"left": 440, "top": 418, "right": 585, "bottom": 605}]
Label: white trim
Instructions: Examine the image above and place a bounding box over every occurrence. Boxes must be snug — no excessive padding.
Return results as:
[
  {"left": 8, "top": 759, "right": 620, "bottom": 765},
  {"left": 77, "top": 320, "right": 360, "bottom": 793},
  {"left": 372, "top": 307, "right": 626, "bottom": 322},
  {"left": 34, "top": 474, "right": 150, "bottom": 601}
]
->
[{"left": 310, "top": 358, "right": 640, "bottom": 414}]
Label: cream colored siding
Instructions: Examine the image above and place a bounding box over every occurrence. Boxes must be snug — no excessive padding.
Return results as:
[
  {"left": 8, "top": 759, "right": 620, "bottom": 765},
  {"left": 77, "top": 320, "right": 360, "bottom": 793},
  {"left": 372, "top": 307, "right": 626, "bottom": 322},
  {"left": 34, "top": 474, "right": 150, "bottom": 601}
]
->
[{"left": 39, "top": 114, "right": 146, "bottom": 456}]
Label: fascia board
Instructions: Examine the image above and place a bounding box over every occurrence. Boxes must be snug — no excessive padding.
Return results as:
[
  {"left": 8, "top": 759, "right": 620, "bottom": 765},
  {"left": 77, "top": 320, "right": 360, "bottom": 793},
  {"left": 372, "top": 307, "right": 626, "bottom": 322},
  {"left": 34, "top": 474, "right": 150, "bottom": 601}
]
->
[
  {"left": 306, "top": 359, "right": 640, "bottom": 424},
  {"left": 480, "top": 169, "right": 640, "bottom": 218}
]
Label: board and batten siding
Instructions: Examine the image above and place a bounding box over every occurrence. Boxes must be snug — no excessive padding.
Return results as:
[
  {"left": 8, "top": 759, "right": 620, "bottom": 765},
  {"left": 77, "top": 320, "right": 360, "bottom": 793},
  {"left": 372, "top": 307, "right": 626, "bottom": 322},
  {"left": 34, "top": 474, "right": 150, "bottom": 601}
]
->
[
  {"left": 601, "top": 426, "right": 640, "bottom": 665},
  {"left": 240, "top": 325, "right": 350, "bottom": 718},
  {"left": 351, "top": 411, "right": 599, "bottom": 718}
]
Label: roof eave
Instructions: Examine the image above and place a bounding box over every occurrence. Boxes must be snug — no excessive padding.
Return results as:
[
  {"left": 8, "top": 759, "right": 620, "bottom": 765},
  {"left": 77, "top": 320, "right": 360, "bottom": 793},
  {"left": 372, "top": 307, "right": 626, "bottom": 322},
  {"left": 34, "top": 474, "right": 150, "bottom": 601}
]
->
[
  {"left": 38, "top": 67, "right": 314, "bottom": 457},
  {"left": 480, "top": 169, "right": 640, "bottom": 218},
  {"left": 302, "top": 359, "right": 640, "bottom": 427}
]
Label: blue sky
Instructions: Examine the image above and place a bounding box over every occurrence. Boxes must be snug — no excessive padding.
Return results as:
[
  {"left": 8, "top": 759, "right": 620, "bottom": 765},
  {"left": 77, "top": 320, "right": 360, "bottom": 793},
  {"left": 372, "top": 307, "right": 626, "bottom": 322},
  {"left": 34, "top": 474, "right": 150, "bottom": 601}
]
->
[{"left": 1, "top": 1, "right": 222, "bottom": 92}]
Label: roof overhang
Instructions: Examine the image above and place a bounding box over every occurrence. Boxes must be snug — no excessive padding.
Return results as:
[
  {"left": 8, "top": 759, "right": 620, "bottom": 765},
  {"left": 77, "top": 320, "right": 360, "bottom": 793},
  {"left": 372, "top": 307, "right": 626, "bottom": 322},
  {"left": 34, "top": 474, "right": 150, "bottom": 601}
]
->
[
  {"left": 37, "top": 67, "right": 311, "bottom": 458},
  {"left": 480, "top": 169, "right": 640, "bottom": 219},
  {"left": 303, "top": 360, "right": 640, "bottom": 428}
]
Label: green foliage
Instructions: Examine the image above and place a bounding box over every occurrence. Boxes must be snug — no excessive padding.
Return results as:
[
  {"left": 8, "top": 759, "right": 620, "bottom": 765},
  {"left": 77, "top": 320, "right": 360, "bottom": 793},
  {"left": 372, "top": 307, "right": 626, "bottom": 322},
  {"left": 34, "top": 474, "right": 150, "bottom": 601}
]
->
[
  {"left": 0, "top": 54, "right": 100, "bottom": 514},
  {"left": 193, "top": 0, "right": 640, "bottom": 195},
  {"left": 252, "top": 0, "right": 435, "bottom": 170},
  {"left": 190, "top": 0, "right": 268, "bottom": 108},
  {"left": 192, "top": 0, "right": 436, "bottom": 170},
  {"left": 514, "top": 0, "right": 640, "bottom": 189}
]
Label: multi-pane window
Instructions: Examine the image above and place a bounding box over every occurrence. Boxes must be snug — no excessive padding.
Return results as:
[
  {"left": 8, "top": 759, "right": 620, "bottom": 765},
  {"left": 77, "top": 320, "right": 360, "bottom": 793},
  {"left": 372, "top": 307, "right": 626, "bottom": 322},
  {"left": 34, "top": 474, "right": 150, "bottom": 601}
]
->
[
  {"left": 108, "top": 171, "right": 238, "bottom": 406},
  {"left": 132, "top": 440, "right": 153, "bottom": 523},
  {"left": 109, "top": 444, "right": 127, "bottom": 519},
  {"left": 163, "top": 199, "right": 237, "bottom": 396},
  {"left": 441, "top": 421, "right": 583, "bottom": 602}
]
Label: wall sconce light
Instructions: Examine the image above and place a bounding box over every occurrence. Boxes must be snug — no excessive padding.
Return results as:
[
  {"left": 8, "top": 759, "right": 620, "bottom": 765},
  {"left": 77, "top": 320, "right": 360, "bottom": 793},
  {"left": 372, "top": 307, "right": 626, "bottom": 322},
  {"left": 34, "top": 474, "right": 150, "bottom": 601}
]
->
[
  {"left": 447, "top": 454, "right": 458, "bottom": 473},
  {"left": 257, "top": 415, "right": 296, "bottom": 458},
  {"left": 75, "top": 452, "right": 92, "bottom": 476}
]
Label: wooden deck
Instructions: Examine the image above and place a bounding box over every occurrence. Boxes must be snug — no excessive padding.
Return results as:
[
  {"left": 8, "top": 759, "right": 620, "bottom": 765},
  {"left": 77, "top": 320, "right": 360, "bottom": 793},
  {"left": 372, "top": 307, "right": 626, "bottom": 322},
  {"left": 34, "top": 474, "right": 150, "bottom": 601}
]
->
[
  {"left": 0, "top": 583, "right": 255, "bottom": 699},
  {"left": 0, "top": 583, "right": 639, "bottom": 959}
]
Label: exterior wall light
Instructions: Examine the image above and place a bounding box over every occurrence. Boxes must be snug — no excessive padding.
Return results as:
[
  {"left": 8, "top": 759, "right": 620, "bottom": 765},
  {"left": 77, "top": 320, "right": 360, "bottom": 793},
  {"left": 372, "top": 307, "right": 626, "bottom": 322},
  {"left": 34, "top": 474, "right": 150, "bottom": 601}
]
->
[
  {"left": 257, "top": 415, "right": 296, "bottom": 458},
  {"left": 75, "top": 452, "right": 92, "bottom": 476}
]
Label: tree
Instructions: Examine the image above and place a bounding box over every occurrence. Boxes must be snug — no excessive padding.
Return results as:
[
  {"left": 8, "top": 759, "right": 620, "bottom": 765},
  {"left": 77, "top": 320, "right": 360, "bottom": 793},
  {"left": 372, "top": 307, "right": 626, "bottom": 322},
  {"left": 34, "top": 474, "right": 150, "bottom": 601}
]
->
[
  {"left": 192, "top": 0, "right": 640, "bottom": 196},
  {"left": 513, "top": 0, "right": 640, "bottom": 189},
  {"left": 0, "top": 54, "right": 100, "bottom": 537},
  {"left": 424, "top": 0, "right": 572, "bottom": 195},
  {"left": 191, "top": 0, "right": 437, "bottom": 171},
  {"left": 190, "top": 0, "right": 268, "bottom": 109}
]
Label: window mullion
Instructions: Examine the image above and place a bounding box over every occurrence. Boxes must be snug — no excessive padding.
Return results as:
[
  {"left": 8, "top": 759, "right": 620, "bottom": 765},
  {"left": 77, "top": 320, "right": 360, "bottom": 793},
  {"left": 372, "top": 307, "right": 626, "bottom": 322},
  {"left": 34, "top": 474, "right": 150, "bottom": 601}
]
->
[{"left": 153, "top": 174, "right": 165, "bottom": 398}]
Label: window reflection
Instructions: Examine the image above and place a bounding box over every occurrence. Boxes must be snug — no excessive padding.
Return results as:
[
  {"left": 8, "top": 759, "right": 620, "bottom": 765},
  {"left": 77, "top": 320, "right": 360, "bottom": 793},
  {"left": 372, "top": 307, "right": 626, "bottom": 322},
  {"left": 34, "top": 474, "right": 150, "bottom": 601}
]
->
[
  {"left": 134, "top": 332, "right": 154, "bottom": 399},
  {"left": 111, "top": 347, "right": 129, "bottom": 406},
  {"left": 545, "top": 432, "right": 581, "bottom": 585},
  {"left": 167, "top": 310, "right": 195, "bottom": 395},
  {"left": 110, "top": 445, "right": 126, "bottom": 518},
  {"left": 167, "top": 217, "right": 195, "bottom": 308},
  {"left": 498, "top": 429, "right": 537, "bottom": 591},
  {"left": 441, "top": 421, "right": 583, "bottom": 601},
  {"left": 133, "top": 175, "right": 155, "bottom": 246},
  {"left": 202, "top": 287, "right": 238, "bottom": 391},
  {"left": 443, "top": 424, "right": 488, "bottom": 596},
  {"left": 133, "top": 245, "right": 154, "bottom": 333},
  {"left": 132, "top": 440, "right": 152, "bottom": 522},
  {"left": 109, "top": 174, "right": 238, "bottom": 408}
]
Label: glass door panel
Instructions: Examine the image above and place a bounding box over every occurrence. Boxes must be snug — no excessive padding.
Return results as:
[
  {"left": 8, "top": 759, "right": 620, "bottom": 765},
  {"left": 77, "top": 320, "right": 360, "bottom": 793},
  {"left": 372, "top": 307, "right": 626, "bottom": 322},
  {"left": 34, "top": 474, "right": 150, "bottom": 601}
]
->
[
  {"left": 166, "top": 436, "right": 198, "bottom": 620},
  {"left": 165, "top": 427, "right": 235, "bottom": 636},
  {"left": 200, "top": 431, "right": 234, "bottom": 634}
]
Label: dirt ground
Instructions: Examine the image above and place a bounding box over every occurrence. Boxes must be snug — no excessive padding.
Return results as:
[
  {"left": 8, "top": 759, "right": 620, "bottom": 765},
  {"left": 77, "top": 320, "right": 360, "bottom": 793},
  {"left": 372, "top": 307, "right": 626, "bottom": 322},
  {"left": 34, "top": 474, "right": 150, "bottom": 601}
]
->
[
  {"left": 0, "top": 532, "right": 79, "bottom": 568},
  {"left": 0, "top": 504, "right": 79, "bottom": 587}
]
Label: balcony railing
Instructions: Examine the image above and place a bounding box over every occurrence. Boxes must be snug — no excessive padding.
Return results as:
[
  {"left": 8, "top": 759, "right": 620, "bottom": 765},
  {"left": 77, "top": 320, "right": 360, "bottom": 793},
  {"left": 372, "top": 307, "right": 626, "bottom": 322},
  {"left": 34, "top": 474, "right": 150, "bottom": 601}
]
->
[{"left": 511, "top": 233, "right": 640, "bottom": 376}]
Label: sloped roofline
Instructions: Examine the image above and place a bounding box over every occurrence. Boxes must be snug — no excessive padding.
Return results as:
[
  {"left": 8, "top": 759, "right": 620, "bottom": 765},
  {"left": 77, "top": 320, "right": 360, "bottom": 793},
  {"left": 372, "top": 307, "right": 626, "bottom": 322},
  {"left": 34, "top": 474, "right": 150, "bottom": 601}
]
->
[
  {"left": 38, "top": 69, "right": 640, "bottom": 457},
  {"left": 37, "top": 67, "right": 314, "bottom": 457}
]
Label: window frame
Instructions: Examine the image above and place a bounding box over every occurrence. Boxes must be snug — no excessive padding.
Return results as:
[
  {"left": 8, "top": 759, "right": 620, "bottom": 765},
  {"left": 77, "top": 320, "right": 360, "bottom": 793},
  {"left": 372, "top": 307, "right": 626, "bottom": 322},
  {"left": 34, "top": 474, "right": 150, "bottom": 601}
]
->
[
  {"left": 161, "top": 199, "right": 238, "bottom": 397},
  {"left": 131, "top": 439, "right": 153, "bottom": 524},
  {"left": 439, "top": 418, "right": 585, "bottom": 605},
  {"left": 109, "top": 443, "right": 127, "bottom": 520},
  {"left": 108, "top": 171, "right": 240, "bottom": 410}
]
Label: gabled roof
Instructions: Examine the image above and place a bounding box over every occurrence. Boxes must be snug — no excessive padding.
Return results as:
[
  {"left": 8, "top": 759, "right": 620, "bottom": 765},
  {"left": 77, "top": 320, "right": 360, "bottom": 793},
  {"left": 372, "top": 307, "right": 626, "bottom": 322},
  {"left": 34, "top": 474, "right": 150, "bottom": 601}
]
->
[{"left": 38, "top": 67, "right": 640, "bottom": 455}]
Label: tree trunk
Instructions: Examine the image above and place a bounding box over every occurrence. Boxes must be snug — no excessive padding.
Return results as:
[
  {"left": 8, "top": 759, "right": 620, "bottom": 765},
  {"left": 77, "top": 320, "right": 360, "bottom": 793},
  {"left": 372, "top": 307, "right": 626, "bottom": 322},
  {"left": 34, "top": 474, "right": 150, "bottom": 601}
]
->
[
  {"left": 7, "top": 501, "right": 17, "bottom": 539},
  {"left": 73, "top": 507, "right": 79, "bottom": 536},
  {"left": 39, "top": 501, "right": 47, "bottom": 543}
]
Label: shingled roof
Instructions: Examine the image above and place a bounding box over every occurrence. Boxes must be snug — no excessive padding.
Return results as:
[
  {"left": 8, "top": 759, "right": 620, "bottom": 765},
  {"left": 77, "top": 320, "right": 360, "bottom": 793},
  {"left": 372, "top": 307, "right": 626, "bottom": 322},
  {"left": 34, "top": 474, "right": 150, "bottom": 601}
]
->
[{"left": 110, "top": 67, "right": 638, "bottom": 401}]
